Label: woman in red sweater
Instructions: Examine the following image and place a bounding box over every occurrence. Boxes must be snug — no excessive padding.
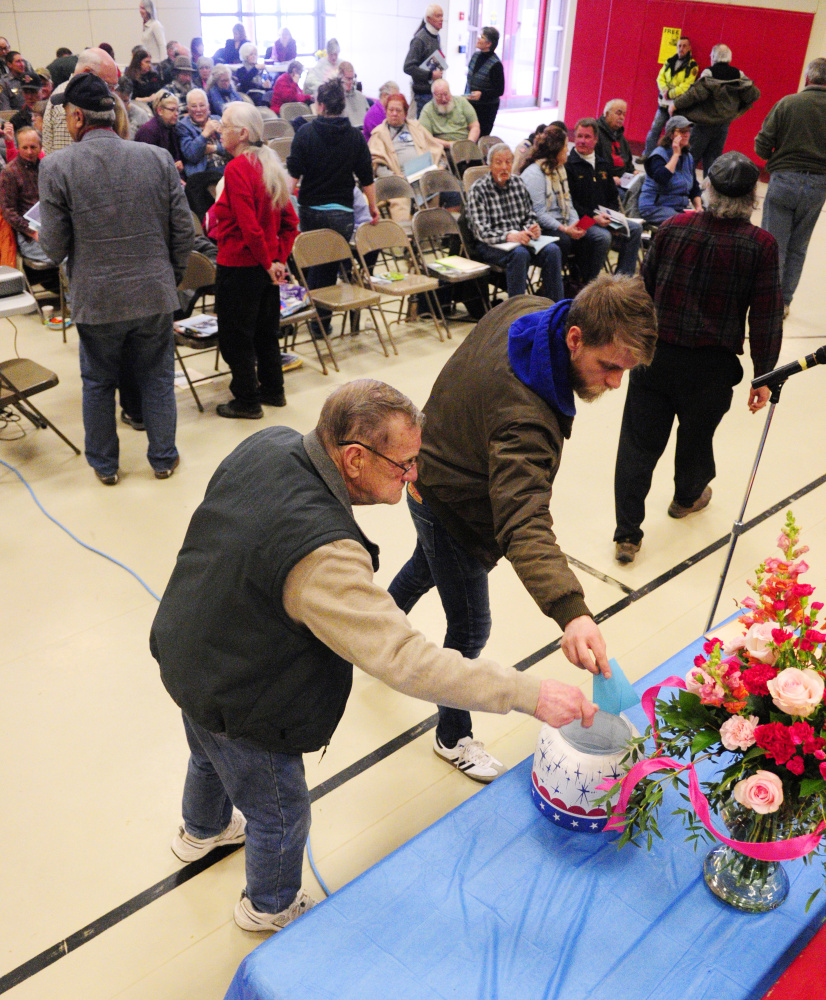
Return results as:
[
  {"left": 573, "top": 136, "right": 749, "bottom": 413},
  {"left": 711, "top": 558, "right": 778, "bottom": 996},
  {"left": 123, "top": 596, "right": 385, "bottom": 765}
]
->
[
  {"left": 270, "top": 60, "right": 312, "bottom": 114},
  {"left": 208, "top": 101, "right": 299, "bottom": 418}
]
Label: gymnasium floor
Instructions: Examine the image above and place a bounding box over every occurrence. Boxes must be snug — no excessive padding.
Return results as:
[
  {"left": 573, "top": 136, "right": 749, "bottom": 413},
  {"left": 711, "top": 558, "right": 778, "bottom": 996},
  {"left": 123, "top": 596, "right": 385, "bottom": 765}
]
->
[{"left": 1, "top": 178, "right": 824, "bottom": 999}]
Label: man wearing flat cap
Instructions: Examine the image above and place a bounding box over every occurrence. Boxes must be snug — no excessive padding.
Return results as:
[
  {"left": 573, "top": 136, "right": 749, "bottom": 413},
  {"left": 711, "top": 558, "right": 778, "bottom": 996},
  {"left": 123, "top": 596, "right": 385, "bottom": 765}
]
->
[
  {"left": 613, "top": 151, "right": 783, "bottom": 564},
  {"left": 39, "top": 73, "right": 193, "bottom": 486}
]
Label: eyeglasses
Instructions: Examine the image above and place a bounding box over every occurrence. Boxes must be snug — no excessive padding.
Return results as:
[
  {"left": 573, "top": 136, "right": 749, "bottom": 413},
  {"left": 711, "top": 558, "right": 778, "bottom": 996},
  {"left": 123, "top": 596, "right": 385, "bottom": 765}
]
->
[{"left": 337, "top": 440, "right": 417, "bottom": 475}]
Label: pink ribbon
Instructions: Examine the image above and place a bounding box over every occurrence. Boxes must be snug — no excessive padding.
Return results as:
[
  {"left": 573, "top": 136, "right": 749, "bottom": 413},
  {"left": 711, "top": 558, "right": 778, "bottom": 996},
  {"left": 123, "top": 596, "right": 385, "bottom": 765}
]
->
[{"left": 598, "top": 677, "right": 826, "bottom": 861}]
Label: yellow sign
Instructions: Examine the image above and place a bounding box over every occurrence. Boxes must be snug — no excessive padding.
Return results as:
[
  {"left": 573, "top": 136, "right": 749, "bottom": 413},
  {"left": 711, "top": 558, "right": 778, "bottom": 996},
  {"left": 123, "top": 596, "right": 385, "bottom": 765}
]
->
[{"left": 658, "top": 27, "right": 681, "bottom": 64}]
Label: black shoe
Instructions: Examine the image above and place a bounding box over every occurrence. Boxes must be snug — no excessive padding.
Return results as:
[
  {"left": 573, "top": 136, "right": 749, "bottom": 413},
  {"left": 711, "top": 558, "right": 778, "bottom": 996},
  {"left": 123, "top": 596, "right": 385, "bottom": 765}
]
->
[
  {"left": 260, "top": 390, "right": 287, "bottom": 407},
  {"left": 120, "top": 410, "right": 145, "bottom": 431},
  {"left": 216, "top": 401, "right": 264, "bottom": 419},
  {"left": 154, "top": 456, "right": 180, "bottom": 480},
  {"left": 95, "top": 469, "right": 120, "bottom": 486}
]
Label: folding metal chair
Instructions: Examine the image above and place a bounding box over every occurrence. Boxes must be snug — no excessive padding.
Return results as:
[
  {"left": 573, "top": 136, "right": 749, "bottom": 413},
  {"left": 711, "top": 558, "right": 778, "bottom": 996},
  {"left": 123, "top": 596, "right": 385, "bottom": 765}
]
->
[
  {"left": 354, "top": 220, "right": 449, "bottom": 342},
  {"left": 280, "top": 102, "right": 310, "bottom": 122},
  {"left": 258, "top": 106, "right": 277, "bottom": 121},
  {"left": 292, "top": 229, "right": 395, "bottom": 357},
  {"left": 462, "top": 165, "right": 490, "bottom": 193},
  {"left": 263, "top": 117, "right": 294, "bottom": 140},
  {"left": 172, "top": 251, "right": 230, "bottom": 412},
  {"left": 270, "top": 136, "right": 293, "bottom": 163},
  {"left": 478, "top": 135, "right": 505, "bottom": 160},
  {"left": 411, "top": 208, "right": 491, "bottom": 319},
  {"left": 450, "top": 139, "right": 484, "bottom": 178},
  {"left": 0, "top": 358, "right": 80, "bottom": 454},
  {"left": 374, "top": 174, "right": 417, "bottom": 234},
  {"left": 418, "top": 168, "right": 465, "bottom": 209}
]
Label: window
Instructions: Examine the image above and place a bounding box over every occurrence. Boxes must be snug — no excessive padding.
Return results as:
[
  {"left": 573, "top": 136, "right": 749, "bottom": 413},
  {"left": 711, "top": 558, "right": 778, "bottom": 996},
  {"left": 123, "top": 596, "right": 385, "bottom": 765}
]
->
[{"left": 199, "top": 1, "right": 330, "bottom": 61}]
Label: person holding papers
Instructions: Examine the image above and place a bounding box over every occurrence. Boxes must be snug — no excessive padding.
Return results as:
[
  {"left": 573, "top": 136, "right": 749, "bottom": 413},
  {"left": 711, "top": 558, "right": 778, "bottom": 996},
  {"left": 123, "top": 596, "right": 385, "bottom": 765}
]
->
[
  {"left": 565, "top": 118, "right": 642, "bottom": 277},
  {"left": 465, "top": 142, "right": 564, "bottom": 300},
  {"left": 521, "top": 125, "right": 615, "bottom": 285}
]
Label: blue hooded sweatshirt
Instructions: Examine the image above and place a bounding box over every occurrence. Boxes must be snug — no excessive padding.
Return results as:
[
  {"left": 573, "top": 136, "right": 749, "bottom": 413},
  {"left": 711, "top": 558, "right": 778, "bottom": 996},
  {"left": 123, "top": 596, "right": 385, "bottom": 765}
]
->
[{"left": 507, "top": 299, "right": 575, "bottom": 418}]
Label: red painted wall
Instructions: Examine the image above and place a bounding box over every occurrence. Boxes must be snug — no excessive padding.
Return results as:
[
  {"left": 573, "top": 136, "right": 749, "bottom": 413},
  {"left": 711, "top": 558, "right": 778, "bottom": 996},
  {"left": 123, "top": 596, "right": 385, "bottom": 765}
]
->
[{"left": 565, "top": 1, "right": 815, "bottom": 162}]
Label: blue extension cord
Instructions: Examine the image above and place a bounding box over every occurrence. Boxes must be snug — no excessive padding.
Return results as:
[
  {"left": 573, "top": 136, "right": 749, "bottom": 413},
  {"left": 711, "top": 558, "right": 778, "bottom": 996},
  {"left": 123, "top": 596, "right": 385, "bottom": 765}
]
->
[{"left": 0, "top": 457, "right": 332, "bottom": 898}]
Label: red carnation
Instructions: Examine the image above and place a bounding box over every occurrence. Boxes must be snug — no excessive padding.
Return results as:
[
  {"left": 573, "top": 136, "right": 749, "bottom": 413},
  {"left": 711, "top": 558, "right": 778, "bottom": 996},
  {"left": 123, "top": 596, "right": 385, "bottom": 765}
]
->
[
  {"left": 754, "top": 723, "right": 795, "bottom": 765},
  {"left": 742, "top": 662, "right": 779, "bottom": 697},
  {"left": 771, "top": 628, "right": 793, "bottom": 644},
  {"left": 805, "top": 629, "right": 826, "bottom": 644},
  {"left": 820, "top": 762, "right": 826, "bottom": 781},
  {"left": 786, "top": 756, "right": 805, "bottom": 775}
]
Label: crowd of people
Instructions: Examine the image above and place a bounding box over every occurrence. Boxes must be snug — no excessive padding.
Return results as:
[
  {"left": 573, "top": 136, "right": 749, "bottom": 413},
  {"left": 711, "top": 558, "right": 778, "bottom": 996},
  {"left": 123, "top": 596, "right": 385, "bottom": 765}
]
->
[{"left": 2, "top": 0, "right": 824, "bottom": 951}]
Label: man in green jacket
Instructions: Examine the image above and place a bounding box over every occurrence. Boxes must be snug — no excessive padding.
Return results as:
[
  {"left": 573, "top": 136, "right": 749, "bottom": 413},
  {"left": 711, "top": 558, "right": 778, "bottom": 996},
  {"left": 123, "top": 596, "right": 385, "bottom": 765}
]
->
[
  {"left": 755, "top": 57, "right": 826, "bottom": 316},
  {"left": 389, "top": 275, "right": 658, "bottom": 782}
]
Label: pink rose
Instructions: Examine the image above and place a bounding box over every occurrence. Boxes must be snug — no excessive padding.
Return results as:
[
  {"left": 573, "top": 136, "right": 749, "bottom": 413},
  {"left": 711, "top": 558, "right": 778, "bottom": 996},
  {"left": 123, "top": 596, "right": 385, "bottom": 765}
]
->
[
  {"left": 733, "top": 770, "right": 784, "bottom": 814},
  {"left": 719, "top": 714, "right": 759, "bottom": 751},
  {"left": 744, "top": 622, "right": 779, "bottom": 664},
  {"left": 767, "top": 667, "right": 825, "bottom": 718},
  {"left": 723, "top": 635, "right": 747, "bottom": 655}
]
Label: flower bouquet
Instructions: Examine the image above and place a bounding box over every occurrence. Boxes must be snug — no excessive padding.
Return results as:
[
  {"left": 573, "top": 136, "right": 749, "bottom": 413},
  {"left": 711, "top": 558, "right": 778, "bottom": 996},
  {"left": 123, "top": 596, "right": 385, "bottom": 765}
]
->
[{"left": 602, "top": 512, "right": 826, "bottom": 912}]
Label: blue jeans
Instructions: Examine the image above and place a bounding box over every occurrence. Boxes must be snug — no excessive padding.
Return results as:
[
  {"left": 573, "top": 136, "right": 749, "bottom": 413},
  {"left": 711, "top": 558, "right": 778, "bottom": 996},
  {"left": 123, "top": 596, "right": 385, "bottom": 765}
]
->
[
  {"left": 613, "top": 219, "right": 643, "bottom": 276},
  {"left": 761, "top": 170, "right": 826, "bottom": 306},
  {"left": 474, "top": 240, "right": 563, "bottom": 300},
  {"left": 555, "top": 226, "right": 611, "bottom": 282},
  {"left": 689, "top": 122, "right": 729, "bottom": 178},
  {"left": 298, "top": 205, "right": 355, "bottom": 334},
  {"left": 181, "top": 713, "right": 310, "bottom": 915},
  {"left": 388, "top": 488, "right": 492, "bottom": 747},
  {"left": 76, "top": 313, "right": 178, "bottom": 476},
  {"left": 643, "top": 106, "right": 670, "bottom": 157},
  {"left": 413, "top": 92, "right": 431, "bottom": 117}
]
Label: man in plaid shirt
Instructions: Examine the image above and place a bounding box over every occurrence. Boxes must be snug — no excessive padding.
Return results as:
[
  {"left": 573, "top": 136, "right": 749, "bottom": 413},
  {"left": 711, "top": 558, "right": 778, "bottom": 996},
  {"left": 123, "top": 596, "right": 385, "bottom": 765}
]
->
[
  {"left": 466, "top": 143, "right": 563, "bottom": 300},
  {"left": 613, "top": 151, "right": 783, "bottom": 564}
]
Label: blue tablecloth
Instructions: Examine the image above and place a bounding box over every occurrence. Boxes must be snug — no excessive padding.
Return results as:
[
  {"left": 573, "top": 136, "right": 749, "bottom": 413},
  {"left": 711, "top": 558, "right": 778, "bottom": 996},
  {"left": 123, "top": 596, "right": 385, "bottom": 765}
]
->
[{"left": 225, "top": 632, "right": 826, "bottom": 1000}]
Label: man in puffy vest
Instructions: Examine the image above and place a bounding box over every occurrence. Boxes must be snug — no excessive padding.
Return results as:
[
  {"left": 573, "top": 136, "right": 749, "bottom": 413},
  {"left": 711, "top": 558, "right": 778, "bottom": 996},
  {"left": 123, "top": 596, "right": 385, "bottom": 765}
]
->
[
  {"left": 152, "top": 379, "right": 599, "bottom": 933},
  {"left": 642, "top": 35, "right": 698, "bottom": 157}
]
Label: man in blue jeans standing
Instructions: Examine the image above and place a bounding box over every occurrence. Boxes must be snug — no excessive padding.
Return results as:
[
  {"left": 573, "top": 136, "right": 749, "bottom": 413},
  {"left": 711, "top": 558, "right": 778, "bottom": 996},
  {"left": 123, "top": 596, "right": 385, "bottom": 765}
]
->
[
  {"left": 389, "top": 275, "right": 658, "bottom": 781},
  {"left": 755, "top": 57, "right": 826, "bottom": 318}
]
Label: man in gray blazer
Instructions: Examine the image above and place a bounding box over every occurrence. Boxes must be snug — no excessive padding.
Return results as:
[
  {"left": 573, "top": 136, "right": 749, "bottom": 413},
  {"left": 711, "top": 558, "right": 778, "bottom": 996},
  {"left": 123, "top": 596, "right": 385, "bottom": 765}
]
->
[{"left": 39, "top": 73, "right": 194, "bottom": 484}]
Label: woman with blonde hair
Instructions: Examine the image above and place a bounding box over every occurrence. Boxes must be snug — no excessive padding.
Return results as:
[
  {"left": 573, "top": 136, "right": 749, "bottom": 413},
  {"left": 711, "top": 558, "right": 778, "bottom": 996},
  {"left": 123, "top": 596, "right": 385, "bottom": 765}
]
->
[{"left": 207, "top": 101, "right": 299, "bottom": 418}]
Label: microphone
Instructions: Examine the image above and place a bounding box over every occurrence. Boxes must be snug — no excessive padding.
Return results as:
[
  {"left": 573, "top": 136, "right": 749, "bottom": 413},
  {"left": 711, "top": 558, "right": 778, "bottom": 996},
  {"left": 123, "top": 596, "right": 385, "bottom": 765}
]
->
[{"left": 751, "top": 345, "right": 826, "bottom": 390}]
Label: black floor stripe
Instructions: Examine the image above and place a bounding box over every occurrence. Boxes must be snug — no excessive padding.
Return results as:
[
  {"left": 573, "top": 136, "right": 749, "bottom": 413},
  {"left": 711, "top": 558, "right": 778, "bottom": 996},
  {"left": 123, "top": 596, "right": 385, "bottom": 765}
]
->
[
  {"left": 563, "top": 553, "right": 634, "bottom": 594},
  {"left": 2, "top": 471, "right": 823, "bottom": 994}
]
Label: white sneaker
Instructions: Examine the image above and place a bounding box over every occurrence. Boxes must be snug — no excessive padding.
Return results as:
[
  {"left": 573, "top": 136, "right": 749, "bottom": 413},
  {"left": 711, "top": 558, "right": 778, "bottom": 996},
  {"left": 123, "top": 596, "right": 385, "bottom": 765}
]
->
[
  {"left": 433, "top": 735, "right": 506, "bottom": 783},
  {"left": 171, "top": 808, "right": 246, "bottom": 863},
  {"left": 234, "top": 888, "right": 317, "bottom": 932}
]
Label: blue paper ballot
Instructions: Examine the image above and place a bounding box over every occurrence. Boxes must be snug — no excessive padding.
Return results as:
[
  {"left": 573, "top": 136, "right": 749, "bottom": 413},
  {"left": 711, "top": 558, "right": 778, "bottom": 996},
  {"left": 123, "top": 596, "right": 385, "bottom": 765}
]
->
[{"left": 593, "top": 658, "right": 640, "bottom": 715}]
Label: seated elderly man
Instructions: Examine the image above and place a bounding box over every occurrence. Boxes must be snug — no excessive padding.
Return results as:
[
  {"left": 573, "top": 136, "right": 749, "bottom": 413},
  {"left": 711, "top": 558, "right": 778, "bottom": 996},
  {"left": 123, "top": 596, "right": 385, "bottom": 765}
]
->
[
  {"left": 0, "top": 126, "right": 53, "bottom": 264},
  {"left": 338, "top": 61, "right": 369, "bottom": 127},
  {"left": 465, "top": 143, "right": 564, "bottom": 300},
  {"left": 178, "top": 88, "right": 226, "bottom": 219},
  {"left": 566, "top": 117, "right": 642, "bottom": 277},
  {"left": 418, "top": 78, "right": 480, "bottom": 149},
  {"left": 596, "top": 100, "right": 634, "bottom": 189}
]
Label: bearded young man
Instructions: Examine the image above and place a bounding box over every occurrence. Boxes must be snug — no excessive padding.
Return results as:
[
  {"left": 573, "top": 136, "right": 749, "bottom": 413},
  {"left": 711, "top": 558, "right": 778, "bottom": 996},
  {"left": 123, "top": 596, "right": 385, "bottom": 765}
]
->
[{"left": 388, "top": 274, "right": 658, "bottom": 782}]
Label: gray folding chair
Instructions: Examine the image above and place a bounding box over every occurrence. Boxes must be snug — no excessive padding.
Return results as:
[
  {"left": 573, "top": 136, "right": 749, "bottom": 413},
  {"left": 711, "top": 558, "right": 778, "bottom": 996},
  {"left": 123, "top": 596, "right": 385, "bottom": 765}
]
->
[
  {"left": 292, "top": 229, "right": 395, "bottom": 357},
  {"left": 450, "top": 139, "right": 484, "bottom": 178},
  {"left": 418, "top": 168, "right": 465, "bottom": 209},
  {"left": 0, "top": 358, "right": 80, "bottom": 454},
  {"left": 280, "top": 102, "right": 310, "bottom": 122},
  {"left": 411, "top": 208, "right": 490, "bottom": 319},
  {"left": 374, "top": 174, "right": 417, "bottom": 234},
  {"left": 354, "top": 220, "right": 449, "bottom": 342},
  {"left": 263, "top": 117, "right": 294, "bottom": 140},
  {"left": 173, "top": 251, "right": 230, "bottom": 412},
  {"left": 478, "top": 135, "right": 505, "bottom": 160},
  {"left": 270, "top": 136, "right": 293, "bottom": 162},
  {"left": 462, "top": 165, "right": 490, "bottom": 193}
]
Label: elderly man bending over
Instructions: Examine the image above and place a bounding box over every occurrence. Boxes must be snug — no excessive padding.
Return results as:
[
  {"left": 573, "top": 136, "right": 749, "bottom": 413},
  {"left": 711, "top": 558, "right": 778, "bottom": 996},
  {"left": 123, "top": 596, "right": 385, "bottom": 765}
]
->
[
  {"left": 151, "top": 379, "right": 599, "bottom": 931},
  {"left": 466, "top": 143, "right": 563, "bottom": 300}
]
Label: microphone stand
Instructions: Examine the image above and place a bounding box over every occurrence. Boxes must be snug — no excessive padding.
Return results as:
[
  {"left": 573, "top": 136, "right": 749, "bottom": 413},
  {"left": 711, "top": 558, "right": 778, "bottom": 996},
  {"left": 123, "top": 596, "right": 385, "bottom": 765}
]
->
[{"left": 705, "top": 343, "right": 826, "bottom": 631}]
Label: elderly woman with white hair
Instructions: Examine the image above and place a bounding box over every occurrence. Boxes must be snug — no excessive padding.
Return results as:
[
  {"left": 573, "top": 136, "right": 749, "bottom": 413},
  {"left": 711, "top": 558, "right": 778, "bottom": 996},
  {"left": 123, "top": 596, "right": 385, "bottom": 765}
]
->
[
  {"left": 207, "top": 63, "right": 243, "bottom": 116},
  {"left": 669, "top": 43, "right": 760, "bottom": 177},
  {"left": 234, "top": 42, "right": 271, "bottom": 105},
  {"left": 178, "top": 88, "right": 226, "bottom": 218},
  {"left": 206, "top": 101, "right": 299, "bottom": 418}
]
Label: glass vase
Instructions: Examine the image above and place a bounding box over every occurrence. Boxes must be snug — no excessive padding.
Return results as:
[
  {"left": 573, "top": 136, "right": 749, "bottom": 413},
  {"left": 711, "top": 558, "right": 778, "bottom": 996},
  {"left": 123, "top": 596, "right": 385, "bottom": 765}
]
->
[{"left": 703, "top": 800, "right": 791, "bottom": 913}]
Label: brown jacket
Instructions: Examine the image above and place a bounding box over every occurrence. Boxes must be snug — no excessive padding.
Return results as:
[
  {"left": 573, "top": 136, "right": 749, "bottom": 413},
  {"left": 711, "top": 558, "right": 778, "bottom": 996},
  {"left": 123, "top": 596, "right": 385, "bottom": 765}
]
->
[{"left": 416, "top": 296, "right": 590, "bottom": 628}]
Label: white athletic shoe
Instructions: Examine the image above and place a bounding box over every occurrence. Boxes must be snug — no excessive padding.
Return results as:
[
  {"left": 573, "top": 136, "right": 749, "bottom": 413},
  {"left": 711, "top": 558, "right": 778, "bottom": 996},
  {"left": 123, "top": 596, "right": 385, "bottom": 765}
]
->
[
  {"left": 234, "top": 888, "right": 317, "bottom": 932},
  {"left": 433, "top": 735, "right": 507, "bottom": 783},
  {"left": 171, "top": 808, "right": 246, "bottom": 863}
]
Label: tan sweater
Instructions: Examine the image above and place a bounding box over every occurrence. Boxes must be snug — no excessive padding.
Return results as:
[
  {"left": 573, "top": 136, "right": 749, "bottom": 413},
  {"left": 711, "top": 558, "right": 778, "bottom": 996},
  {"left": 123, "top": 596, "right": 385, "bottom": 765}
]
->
[{"left": 283, "top": 538, "right": 542, "bottom": 717}]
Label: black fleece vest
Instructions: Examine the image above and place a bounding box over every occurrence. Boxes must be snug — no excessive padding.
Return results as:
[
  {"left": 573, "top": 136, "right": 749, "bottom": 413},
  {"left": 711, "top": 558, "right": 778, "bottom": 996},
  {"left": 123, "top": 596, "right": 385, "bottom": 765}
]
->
[{"left": 151, "top": 427, "right": 379, "bottom": 753}]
